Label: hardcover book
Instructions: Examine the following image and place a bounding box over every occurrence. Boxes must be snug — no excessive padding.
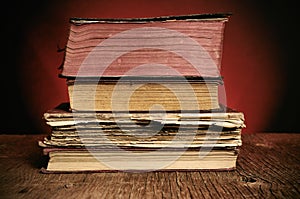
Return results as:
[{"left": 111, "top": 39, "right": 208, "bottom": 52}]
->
[
  {"left": 60, "top": 13, "right": 230, "bottom": 78},
  {"left": 67, "top": 77, "right": 222, "bottom": 111}
]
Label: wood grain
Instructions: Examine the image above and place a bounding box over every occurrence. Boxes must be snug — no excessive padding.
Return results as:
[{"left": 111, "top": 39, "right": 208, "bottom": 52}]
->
[{"left": 0, "top": 133, "right": 299, "bottom": 199}]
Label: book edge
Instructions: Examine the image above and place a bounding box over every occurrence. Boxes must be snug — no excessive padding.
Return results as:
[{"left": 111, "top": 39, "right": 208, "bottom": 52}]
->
[{"left": 69, "top": 13, "right": 232, "bottom": 25}]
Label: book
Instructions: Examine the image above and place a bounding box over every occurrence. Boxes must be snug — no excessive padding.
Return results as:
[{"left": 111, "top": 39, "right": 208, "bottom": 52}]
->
[
  {"left": 59, "top": 13, "right": 231, "bottom": 78},
  {"left": 41, "top": 148, "right": 239, "bottom": 172},
  {"left": 43, "top": 103, "right": 245, "bottom": 130},
  {"left": 66, "top": 77, "right": 222, "bottom": 111}
]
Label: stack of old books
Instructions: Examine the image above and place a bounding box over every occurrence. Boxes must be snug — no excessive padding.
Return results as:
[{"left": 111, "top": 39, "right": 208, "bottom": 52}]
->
[{"left": 39, "top": 13, "right": 246, "bottom": 173}]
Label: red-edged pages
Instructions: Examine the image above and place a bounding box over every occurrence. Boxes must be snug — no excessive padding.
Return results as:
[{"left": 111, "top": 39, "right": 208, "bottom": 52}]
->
[{"left": 59, "top": 13, "right": 230, "bottom": 78}]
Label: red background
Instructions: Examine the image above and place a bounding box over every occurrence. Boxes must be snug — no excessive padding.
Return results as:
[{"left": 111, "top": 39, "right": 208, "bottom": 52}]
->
[{"left": 2, "top": 0, "right": 298, "bottom": 134}]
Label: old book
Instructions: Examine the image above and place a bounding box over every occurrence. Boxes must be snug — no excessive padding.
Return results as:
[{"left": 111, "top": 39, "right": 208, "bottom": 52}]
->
[
  {"left": 43, "top": 102, "right": 245, "bottom": 129},
  {"left": 40, "top": 147, "right": 239, "bottom": 172},
  {"left": 59, "top": 13, "right": 231, "bottom": 78},
  {"left": 40, "top": 102, "right": 244, "bottom": 148},
  {"left": 66, "top": 77, "right": 222, "bottom": 111}
]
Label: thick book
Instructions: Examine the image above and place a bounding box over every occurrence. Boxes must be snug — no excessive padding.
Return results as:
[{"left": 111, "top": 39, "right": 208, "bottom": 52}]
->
[
  {"left": 40, "top": 147, "right": 239, "bottom": 173},
  {"left": 66, "top": 77, "right": 222, "bottom": 111},
  {"left": 59, "top": 13, "right": 231, "bottom": 78}
]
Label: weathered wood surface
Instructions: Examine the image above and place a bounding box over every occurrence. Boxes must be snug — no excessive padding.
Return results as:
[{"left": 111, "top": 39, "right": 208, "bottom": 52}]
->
[{"left": 0, "top": 133, "right": 299, "bottom": 199}]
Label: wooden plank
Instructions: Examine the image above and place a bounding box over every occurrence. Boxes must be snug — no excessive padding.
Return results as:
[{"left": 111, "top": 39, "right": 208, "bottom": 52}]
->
[{"left": 0, "top": 133, "right": 299, "bottom": 198}]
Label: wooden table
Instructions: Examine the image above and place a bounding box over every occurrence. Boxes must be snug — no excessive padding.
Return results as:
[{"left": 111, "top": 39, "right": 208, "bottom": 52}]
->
[{"left": 0, "top": 133, "right": 299, "bottom": 199}]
